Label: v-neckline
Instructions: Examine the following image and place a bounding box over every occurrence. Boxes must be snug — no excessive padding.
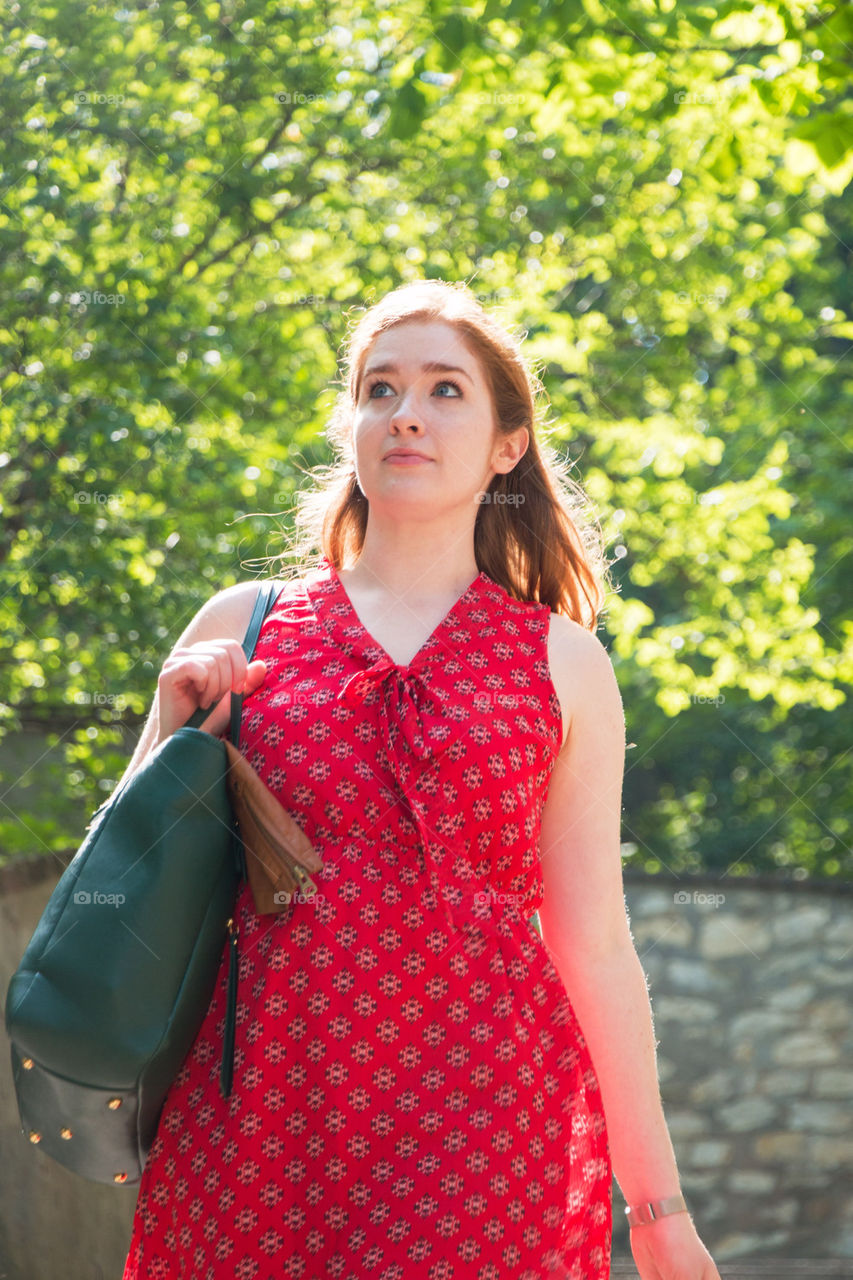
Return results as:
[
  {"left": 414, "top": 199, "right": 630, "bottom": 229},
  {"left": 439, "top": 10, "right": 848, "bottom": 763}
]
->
[{"left": 317, "top": 558, "right": 488, "bottom": 671}]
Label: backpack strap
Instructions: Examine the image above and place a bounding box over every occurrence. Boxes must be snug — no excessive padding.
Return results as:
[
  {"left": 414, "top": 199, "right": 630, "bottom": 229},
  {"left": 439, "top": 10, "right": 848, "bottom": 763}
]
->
[{"left": 229, "top": 581, "right": 284, "bottom": 746}]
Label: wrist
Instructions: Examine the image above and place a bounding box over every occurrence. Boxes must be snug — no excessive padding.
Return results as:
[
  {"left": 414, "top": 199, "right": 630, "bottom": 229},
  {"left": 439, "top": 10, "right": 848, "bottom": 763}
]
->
[{"left": 625, "top": 1192, "right": 690, "bottom": 1229}]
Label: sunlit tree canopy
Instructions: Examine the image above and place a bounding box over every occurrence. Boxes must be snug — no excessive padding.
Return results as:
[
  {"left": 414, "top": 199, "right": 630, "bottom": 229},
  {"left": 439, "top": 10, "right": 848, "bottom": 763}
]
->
[{"left": 1, "top": 0, "right": 850, "bottom": 878}]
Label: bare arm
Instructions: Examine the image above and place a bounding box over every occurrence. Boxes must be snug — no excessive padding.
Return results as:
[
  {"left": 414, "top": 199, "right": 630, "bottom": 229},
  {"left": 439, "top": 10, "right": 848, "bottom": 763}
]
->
[
  {"left": 114, "top": 581, "right": 264, "bottom": 790},
  {"left": 538, "top": 619, "right": 721, "bottom": 1280},
  {"left": 538, "top": 617, "right": 682, "bottom": 1207}
]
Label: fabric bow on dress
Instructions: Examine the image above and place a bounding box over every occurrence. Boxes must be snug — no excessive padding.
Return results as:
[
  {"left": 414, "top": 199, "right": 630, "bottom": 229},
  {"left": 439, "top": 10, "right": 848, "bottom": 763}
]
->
[
  {"left": 336, "top": 654, "right": 487, "bottom": 936},
  {"left": 337, "top": 654, "right": 432, "bottom": 757}
]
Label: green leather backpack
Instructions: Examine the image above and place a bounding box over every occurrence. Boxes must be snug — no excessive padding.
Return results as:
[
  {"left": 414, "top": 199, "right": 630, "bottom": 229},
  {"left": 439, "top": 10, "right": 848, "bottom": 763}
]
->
[{"left": 4, "top": 581, "right": 282, "bottom": 1185}]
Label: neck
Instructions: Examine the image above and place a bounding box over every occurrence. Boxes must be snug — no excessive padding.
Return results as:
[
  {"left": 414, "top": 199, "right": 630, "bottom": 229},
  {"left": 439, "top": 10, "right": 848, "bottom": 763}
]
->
[{"left": 339, "top": 517, "right": 480, "bottom": 604}]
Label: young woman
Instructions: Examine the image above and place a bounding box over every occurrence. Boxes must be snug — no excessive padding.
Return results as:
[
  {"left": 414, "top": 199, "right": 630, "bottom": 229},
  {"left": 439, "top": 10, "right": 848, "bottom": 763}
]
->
[{"left": 121, "top": 281, "right": 721, "bottom": 1279}]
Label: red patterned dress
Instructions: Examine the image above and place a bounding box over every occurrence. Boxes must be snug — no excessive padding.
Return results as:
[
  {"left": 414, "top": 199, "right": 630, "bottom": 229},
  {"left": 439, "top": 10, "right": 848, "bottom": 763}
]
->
[{"left": 122, "top": 556, "right": 612, "bottom": 1280}]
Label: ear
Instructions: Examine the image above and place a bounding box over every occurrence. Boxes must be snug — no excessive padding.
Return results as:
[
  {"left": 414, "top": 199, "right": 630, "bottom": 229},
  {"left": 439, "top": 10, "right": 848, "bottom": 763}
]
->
[{"left": 492, "top": 427, "right": 529, "bottom": 475}]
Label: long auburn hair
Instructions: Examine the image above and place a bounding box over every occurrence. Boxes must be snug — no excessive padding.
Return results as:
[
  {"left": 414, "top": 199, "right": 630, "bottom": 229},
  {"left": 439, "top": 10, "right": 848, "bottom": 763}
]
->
[{"left": 269, "top": 279, "right": 615, "bottom": 630}]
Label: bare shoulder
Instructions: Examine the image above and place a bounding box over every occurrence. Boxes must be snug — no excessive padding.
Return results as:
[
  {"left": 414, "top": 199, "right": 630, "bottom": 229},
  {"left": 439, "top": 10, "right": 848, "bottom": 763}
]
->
[
  {"left": 546, "top": 611, "right": 623, "bottom": 750},
  {"left": 172, "top": 579, "right": 287, "bottom": 650}
]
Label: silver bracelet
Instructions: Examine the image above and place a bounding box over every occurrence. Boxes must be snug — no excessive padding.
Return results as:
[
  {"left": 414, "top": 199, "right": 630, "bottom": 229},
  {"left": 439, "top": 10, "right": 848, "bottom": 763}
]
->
[{"left": 625, "top": 1192, "right": 690, "bottom": 1229}]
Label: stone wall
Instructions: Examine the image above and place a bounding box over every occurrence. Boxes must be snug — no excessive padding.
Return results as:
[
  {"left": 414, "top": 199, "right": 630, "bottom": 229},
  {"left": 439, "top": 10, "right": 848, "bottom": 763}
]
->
[
  {"left": 1, "top": 858, "right": 851, "bottom": 1277},
  {"left": 0, "top": 859, "right": 137, "bottom": 1280},
  {"left": 612, "top": 871, "right": 853, "bottom": 1262}
]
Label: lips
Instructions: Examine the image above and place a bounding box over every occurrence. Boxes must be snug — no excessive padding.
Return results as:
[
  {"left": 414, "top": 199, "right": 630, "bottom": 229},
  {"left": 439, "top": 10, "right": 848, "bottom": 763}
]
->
[{"left": 383, "top": 450, "right": 432, "bottom": 461}]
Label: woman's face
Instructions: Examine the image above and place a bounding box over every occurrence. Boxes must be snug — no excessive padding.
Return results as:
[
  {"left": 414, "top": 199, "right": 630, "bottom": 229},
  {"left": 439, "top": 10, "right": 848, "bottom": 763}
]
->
[{"left": 351, "top": 319, "right": 526, "bottom": 517}]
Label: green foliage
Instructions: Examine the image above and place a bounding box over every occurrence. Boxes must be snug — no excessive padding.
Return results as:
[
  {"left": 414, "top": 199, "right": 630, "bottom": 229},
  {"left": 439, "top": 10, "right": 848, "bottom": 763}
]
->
[{"left": 1, "top": 0, "right": 850, "bottom": 879}]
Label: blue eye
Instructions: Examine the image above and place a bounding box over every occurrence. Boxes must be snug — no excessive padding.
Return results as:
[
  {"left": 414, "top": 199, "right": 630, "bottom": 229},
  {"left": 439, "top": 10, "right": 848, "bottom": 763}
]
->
[{"left": 366, "top": 379, "right": 462, "bottom": 399}]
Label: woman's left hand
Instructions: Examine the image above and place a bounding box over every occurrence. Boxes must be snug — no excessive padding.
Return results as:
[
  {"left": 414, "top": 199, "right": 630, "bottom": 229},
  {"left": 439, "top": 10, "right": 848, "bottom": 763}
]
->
[{"left": 629, "top": 1210, "right": 722, "bottom": 1279}]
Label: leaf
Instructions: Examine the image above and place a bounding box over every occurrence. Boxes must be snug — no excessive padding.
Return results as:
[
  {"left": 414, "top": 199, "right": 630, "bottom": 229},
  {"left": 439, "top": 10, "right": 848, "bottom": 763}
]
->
[
  {"left": 792, "top": 111, "right": 853, "bottom": 171},
  {"left": 388, "top": 79, "right": 428, "bottom": 140}
]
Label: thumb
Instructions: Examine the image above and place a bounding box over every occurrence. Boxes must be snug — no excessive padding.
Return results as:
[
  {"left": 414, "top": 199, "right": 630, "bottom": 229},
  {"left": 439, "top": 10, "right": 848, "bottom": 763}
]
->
[
  {"left": 197, "top": 663, "right": 268, "bottom": 739},
  {"left": 243, "top": 658, "right": 267, "bottom": 692}
]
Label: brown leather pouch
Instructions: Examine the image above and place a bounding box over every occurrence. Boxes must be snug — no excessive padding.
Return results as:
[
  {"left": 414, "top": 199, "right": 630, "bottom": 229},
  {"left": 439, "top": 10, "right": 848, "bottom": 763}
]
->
[{"left": 223, "top": 740, "right": 323, "bottom": 916}]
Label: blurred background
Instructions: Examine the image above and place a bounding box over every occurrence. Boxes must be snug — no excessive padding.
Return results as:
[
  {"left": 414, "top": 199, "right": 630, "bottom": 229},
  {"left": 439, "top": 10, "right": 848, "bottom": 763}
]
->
[{"left": 1, "top": 1, "right": 851, "bottom": 1276}]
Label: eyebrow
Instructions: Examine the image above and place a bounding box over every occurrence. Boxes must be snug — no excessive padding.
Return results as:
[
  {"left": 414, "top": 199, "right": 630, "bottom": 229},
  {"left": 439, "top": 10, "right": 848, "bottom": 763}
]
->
[{"left": 362, "top": 361, "right": 475, "bottom": 386}]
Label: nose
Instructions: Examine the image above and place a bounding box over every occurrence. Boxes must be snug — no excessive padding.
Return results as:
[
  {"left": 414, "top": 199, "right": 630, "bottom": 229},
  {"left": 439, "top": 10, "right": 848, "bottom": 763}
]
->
[
  {"left": 388, "top": 384, "right": 427, "bottom": 435},
  {"left": 389, "top": 412, "right": 425, "bottom": 437}
]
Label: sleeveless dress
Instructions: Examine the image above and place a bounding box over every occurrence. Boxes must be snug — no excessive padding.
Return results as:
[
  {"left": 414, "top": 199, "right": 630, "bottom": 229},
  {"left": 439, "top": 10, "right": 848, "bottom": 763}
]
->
[{"left": 122, "top": 557, "right": 612, "bottom": 1280}]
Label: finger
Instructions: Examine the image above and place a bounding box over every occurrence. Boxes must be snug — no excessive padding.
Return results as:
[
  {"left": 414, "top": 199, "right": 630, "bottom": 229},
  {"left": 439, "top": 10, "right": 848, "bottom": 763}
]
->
[
  {"left": 164, "top": 643, "right": 258, "bottom": 710},
  {"left": 243, "top": 659, "right": 267, "bottom": 692},
  {"left": 205, "top": 652, "right": 263, "bottom": 706},
  {"left": 216, "top": 644, "right": 265, "bottom": 697},
  {"left": 187, "top": 644, "right": 241, "bottom": 707},
  {"left": 197, "top": 687, "right": 234, "bottom": 737},
  {"left": 223, "top": 644, "right": 253, "bottom": 695},
  {"left": 161, "top": 658, "right": 219, "bottom": 708}
]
